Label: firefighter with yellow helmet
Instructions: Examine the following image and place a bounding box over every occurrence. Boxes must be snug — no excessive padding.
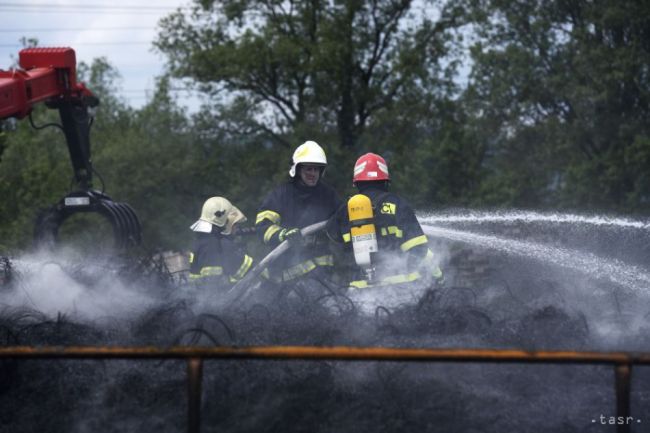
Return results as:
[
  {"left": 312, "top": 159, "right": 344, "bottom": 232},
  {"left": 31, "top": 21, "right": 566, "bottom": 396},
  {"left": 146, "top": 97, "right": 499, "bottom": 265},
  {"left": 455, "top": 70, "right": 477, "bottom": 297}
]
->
[
  {"left": 255, "top": 141, "right": 341, "bottom": 284},
  {"left": 188, "top": 197, "right": 254, "bottom": 287},
  {"left": 327, "top": 153, "right": 443, "bottom": 289}
]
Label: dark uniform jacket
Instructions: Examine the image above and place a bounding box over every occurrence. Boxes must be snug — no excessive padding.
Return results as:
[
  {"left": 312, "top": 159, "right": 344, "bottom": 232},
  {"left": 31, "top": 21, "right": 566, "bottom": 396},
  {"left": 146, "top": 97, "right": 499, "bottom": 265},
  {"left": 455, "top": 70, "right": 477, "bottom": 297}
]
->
[
  {"left": 256, "top": 180, "right": 341, "bottom": 282},
  {"left": 189, "top": 231, "right": 253, "bottom": 287},
  {"left": 327, "top": 184, "right": 437, "bottom": 288}
]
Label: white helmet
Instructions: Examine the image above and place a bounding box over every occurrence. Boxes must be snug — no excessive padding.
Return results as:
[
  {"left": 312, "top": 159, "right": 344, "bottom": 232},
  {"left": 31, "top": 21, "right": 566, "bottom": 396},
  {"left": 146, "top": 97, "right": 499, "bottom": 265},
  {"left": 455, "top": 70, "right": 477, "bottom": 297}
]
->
[
  {"left": 289, "top": 140, "right": 327, "bottom": 177},
  {"left": 190, "top": 196, "right": 246, "bottom": 235}
]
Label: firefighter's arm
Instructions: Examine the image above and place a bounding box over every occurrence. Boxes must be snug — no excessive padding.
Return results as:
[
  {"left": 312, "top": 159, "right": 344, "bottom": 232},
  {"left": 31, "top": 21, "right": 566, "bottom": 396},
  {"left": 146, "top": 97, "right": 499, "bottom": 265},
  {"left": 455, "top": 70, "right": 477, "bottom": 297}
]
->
[
  {"left": 325, "top": 203, "right": 352, "bottom": 247},
  {"left": 220, "top": 239, "right": 254, "bottom": 283},
  {"left": 398, "top": 205, "right": 444, "bottom": 283},
  {"left": 402, "top": 237, "right": 429, "bottom": 268},
  {"left": 255, "top": 209, "right": 300, "bottom": 246},
  {"left": 396, "top": 201, "right": 428, "bottom": 263},
  {"left": 402, "top": 237, "right": 444, "bottom": 284},
  {"left": 188, "top": 247, "right": 224, "bottom": 282},
  {"left": 228, "top": 254, "right": 254, "bottom": 282},
  {"left": 255, "top": 192, "right": 301, "bottom": 247},
  {"left": 188, "top": 251, "right": 201, "bottom": 278}
]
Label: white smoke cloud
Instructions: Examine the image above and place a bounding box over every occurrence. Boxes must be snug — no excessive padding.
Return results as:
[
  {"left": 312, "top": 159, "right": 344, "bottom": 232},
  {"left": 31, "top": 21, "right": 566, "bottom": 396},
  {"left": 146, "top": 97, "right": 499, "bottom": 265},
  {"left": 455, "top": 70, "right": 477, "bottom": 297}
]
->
[{"left": 2, "top": 251, "right": 157, "bottom": 323}]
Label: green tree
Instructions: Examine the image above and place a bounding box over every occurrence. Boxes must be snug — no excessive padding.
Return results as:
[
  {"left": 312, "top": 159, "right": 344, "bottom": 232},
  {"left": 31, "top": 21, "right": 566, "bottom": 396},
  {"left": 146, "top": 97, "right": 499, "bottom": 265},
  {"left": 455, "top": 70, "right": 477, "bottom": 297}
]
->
[
  {"left": 154, "top": 0, "right": 463, "bottom": 151},
  {"left": 88, "top": 71, "right": 203, "bottom": 250},
  {"left": 0, "top": 106, "right": 71, "bottom": 249},
  {"left": 464, "top": 0, "right": 650, "bottom": 211}
]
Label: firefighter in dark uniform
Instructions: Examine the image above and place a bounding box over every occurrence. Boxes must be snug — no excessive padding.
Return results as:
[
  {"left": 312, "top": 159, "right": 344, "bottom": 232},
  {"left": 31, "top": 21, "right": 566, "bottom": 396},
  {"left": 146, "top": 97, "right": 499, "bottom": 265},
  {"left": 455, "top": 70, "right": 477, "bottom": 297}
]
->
[
  {"left": 255, "top": 141, "right": 341, "bottom": 285},
  {"left": 189, "top": 196, "right": 254, "bottom": 287},
  {"left": 327, "top": 152, "right": 443, "bottom": 289}
]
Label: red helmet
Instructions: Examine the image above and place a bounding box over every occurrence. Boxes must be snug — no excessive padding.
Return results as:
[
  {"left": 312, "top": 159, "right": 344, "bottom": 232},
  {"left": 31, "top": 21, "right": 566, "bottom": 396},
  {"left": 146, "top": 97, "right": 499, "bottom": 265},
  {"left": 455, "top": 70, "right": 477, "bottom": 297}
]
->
[{"left": 353, "top": 153, "right": 390, "bottom": 184}]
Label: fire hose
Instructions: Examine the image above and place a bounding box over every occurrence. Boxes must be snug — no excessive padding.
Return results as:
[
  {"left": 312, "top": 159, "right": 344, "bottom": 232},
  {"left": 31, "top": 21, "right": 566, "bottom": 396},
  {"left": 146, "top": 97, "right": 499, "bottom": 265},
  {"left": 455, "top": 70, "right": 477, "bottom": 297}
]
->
[{"left": 224, "top": 220, "right": 329, "bottom": 306}]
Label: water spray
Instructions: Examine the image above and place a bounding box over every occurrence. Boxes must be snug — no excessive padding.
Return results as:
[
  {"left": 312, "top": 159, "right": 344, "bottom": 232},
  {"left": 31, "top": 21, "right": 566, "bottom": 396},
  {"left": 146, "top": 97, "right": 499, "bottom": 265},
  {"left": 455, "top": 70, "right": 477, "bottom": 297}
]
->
[
  {"left": 419, "top": 209, "right": 650, "bottom": 230},
  {"left": 422, "top": 225, "right": 650, "bottom": 292}
]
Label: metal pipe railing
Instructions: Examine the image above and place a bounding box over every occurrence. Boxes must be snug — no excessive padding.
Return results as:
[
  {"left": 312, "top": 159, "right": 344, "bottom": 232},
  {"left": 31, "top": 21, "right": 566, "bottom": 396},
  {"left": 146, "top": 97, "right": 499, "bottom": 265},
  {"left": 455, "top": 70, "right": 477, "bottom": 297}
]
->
[
  {"left": 187, "top": 358, "right": 203, "bottom": 433},
  {"left": 1, "top": 345, "right": 647, "bottom": 433}
]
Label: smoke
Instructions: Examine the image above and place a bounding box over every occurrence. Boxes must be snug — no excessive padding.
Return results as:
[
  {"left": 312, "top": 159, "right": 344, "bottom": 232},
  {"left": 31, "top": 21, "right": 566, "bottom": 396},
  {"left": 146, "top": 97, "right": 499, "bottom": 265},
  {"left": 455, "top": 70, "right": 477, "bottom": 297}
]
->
[
  {"left": 2, "top": 251, "right": 159, "bottom": 323},
  {"left": 2, "top": 209, "right": 650, "bottom": 432}
]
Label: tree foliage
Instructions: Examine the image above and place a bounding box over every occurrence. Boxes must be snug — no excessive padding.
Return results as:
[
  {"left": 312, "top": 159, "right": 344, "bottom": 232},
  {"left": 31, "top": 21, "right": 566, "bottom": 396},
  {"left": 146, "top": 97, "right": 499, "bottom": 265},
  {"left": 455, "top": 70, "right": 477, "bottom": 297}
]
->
[
  {"left": 155, "top": 0, "right": 464, "bottom": 149},
  {"left": 464, "top": 0, "right": 650, "bottom": 211},
  {"left": 2, "top": 0, "right": 649, "bottom": 252},
  {"left": 0, "top": 108, "right": 70, "bottom": 249}
]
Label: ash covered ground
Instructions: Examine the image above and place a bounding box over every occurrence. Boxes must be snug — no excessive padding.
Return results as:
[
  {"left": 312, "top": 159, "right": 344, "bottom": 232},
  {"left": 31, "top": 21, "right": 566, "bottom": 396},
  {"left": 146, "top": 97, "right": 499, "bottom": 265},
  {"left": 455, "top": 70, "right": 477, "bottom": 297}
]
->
[{"left": 2, "top": 217, "right": 650, "bottom": 433}]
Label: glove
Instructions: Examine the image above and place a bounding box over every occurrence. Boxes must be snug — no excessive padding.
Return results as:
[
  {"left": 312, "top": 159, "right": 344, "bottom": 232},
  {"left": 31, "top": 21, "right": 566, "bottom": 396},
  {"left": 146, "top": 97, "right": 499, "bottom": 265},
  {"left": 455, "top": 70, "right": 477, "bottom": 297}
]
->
[{"left": 278, "top": 227, "right": 302, "bottom": 245}]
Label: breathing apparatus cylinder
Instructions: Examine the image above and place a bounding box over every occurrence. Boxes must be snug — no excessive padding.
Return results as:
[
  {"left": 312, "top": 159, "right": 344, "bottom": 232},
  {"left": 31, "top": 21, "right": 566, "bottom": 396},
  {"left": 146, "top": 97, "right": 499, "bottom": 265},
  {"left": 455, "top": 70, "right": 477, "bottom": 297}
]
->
[{"left": 347, "top": 194, "right": 378, "bottom": 281}]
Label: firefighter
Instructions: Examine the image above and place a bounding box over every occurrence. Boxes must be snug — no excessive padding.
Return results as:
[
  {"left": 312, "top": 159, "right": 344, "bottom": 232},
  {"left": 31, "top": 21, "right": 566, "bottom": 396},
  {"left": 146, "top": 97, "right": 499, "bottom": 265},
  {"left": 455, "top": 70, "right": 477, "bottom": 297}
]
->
[
  {"left": 188, "top": 197, "right": 254, "bottom": 287},
  {"left": 255, "top": 140, "right": 341, "bottom": 285},
  {"left": 327, "top": 152, "right": 443, "bottom": 289}
]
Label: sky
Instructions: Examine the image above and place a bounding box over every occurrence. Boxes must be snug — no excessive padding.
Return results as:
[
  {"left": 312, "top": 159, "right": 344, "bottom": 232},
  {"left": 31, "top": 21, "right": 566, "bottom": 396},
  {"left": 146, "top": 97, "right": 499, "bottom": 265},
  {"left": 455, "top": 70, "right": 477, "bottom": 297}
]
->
[
  {"left": 0, "top": 0, "right": 201, "bottom": 111},
  {"left": 1, "top": 1, "right": 472, "bottom": 115}
]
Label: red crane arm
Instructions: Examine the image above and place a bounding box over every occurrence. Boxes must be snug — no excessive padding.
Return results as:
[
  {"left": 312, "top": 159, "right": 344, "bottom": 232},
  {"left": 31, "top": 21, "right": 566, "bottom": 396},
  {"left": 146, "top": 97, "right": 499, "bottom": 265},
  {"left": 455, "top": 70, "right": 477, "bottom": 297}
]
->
[
  {"left": 0, "top": 47, "right": 92, "bottom": 119},
  {"left": 0, "top": 47, "right": 142, "bottom": 249}
]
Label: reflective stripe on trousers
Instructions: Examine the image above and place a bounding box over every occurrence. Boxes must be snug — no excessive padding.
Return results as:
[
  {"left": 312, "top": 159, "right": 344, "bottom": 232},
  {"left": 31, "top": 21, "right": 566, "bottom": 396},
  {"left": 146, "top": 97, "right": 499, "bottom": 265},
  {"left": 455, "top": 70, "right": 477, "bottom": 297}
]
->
[{"left": 281, "top": 255, "right": 334, "bottom": 282}]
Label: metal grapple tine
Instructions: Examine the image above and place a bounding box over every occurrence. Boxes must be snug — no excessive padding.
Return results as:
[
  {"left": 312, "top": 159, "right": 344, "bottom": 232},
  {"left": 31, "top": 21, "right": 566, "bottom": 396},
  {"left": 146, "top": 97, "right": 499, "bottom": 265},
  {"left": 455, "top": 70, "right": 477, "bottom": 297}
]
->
[
  {"left": 33, "top": 191, "right": 142, "bottom": 250},
  {"left": 113, "top": 202, "right": 142, "bottom": 247},
  {"left": 99, "top": 198, "right": 130, "bottom": 249},
  {"left": 119, "top": 203, "right": 142, "bottom": 245}
]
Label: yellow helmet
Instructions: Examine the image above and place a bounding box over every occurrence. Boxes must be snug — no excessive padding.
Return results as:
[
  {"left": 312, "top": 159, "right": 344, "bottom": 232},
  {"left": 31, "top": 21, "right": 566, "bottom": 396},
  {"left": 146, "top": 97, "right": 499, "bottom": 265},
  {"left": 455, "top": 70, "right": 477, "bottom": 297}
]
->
[
  {"left": 289, "top": 140, "right": 327, "bottom": 177},
  {"left": 190, "top": 197, "right": 246, "bottom": 235}
]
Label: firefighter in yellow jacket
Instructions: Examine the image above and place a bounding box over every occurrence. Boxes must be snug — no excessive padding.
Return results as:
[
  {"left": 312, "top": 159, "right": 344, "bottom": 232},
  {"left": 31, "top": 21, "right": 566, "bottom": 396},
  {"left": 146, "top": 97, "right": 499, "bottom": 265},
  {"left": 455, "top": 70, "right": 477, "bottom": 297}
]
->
[
  {"left": 189, "top": 197, "right": 254, "bottom": 287},
  {"left": 327, "top": 153, "right": 443, "bottom": 289}
]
